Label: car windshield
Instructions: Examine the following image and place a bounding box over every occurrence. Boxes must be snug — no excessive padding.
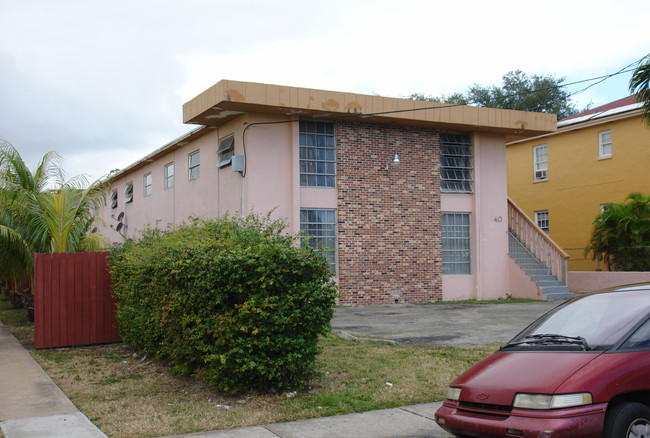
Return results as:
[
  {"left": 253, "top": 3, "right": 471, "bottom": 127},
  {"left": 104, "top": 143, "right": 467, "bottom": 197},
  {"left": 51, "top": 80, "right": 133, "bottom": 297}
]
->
[{"left": 505, "top": 288, "right": 650, "bottom": 351}]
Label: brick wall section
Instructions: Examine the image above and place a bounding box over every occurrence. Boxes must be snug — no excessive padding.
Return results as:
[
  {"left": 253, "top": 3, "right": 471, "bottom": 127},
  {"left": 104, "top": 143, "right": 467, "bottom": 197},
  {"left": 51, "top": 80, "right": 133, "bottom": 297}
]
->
[{"left": 336, "top": 121, "right": 442, "bottom": 305}]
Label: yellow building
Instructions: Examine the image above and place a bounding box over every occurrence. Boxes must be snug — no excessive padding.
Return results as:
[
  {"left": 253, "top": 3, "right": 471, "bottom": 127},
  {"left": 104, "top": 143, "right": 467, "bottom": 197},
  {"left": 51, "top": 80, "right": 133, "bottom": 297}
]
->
[{"left": 507, "top": 96, "right": 650, "bottom": 271}]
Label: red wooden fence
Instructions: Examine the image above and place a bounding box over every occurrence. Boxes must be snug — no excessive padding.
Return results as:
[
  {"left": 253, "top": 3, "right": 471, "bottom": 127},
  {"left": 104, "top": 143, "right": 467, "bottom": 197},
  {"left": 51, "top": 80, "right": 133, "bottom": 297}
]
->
[{"left": 34, "top": 252, "right": 120, "bottom": 349}]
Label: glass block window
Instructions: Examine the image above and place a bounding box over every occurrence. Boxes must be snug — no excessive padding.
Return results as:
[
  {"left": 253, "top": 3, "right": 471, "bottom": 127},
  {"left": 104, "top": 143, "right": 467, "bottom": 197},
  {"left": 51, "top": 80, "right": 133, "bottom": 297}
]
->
[
  {"left": 165, "top": 163, "right": 174, "bottom": 189},
  {"left": 299, "top": 120, "right": 336, "bottom": 187},
  {"left": 442, "top": 212, "right": 471, "bottom": 275},
  {"left": 535, "top": 210, "right": 549, "bottom": 234},
  {"left": 599, "top": 130, "right": 612, "bottom": 158},
  {"left": 300, "top": 209, "right": 336, "bottom": 273},
  {"left": 440, "top": 133, "right": 473, "bottom": 193},
  {"left": 189, "top": 151, "right": 200, "bottom": 180},
  {"left": 534, "top": 144, "right": 548, "bottom": 180},
  {"left": 143, "top": 173, "right": 152, "bottom": 197}
]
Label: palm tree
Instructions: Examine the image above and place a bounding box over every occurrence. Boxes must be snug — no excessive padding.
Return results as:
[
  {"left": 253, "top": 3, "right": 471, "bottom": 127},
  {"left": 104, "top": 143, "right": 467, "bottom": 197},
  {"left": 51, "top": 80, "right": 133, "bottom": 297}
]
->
[
  {"left": 0, "top": 139, "right": 108, "bottom": 307},
  {"left": 587, "top": 193, "right": 650, "bottom": 271},
  {"left": 630, "top": 53, "right": 650, "bottom": 127}
]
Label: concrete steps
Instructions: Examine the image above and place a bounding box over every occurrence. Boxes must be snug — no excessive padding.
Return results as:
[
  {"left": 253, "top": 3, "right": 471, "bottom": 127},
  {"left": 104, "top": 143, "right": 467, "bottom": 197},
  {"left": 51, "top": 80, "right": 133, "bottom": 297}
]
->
[{"left": 508, "top": 232, "right": 573, "bottom": 301}]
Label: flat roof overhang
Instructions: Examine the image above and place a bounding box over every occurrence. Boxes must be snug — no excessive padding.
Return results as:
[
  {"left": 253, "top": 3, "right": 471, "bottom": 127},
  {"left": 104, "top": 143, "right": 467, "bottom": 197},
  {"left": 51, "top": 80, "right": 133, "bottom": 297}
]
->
[{"left": 183, "top": 80, "right": 557, "bottom": 137}]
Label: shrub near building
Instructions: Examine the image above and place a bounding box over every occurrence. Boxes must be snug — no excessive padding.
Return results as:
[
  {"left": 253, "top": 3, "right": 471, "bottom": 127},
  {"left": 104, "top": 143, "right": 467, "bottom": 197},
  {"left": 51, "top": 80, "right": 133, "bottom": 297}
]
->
[{"left": 109, "top": 214, "right": 338, "bottom": 392}]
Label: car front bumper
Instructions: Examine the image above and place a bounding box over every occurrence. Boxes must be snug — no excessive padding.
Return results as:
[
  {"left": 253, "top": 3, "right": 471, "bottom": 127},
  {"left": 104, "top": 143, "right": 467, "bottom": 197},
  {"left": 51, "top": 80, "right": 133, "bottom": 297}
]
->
[{"left": 435, "top": 400, "right": 607, "bottom": 438}]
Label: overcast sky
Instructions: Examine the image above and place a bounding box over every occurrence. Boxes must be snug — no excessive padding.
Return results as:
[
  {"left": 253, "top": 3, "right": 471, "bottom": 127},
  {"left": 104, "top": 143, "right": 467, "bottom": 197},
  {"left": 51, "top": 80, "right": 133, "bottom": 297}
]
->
[{"left": 1, "top": 0, "right": 649, "bottom": 181}]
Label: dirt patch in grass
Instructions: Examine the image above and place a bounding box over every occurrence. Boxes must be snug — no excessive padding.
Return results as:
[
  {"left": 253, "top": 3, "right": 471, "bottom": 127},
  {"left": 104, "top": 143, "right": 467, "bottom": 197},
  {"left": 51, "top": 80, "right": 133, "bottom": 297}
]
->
[{"left": 1, "top": 295, "right": 495, "bottom": 437}]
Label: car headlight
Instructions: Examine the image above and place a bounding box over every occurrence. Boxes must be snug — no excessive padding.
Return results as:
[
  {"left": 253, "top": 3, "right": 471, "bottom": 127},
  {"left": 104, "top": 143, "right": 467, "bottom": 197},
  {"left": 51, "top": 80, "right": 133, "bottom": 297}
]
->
[
  {"left": 513, "top": 393, "right": 592, "bottom": 410},
  {"left": 446, "top": 387, "right": 462, "bottom": 401}
]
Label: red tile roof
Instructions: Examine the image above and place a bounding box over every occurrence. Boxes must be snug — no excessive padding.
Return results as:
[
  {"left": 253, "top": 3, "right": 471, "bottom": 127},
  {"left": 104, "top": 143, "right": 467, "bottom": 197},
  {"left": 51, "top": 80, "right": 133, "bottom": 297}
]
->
[{"left": 561, "top": 95, "right": 638, "bottom": 121}]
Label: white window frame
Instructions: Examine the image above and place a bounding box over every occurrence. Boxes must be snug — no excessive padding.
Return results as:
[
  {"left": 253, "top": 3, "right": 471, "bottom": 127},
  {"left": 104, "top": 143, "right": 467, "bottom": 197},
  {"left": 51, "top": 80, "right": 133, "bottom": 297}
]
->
[
  {"left": 599, "top": 130, "right": 612, "bottom": 159},
  {"left": 533, "top": 144, "right": 548, "bottom": 180},
  {"left": 164, "top": 162, "right": 174, "bottom": 189},
  {"left": 143, "top": 173, "right": 152, "bottom": 197},
  {"left": 442, "top": 212, "right": 471, "bottom": 275},
  {"left": 535, "top": 210, "right": 549, "bottom": 234},
  {"left": 188, "top": 151, "right": 200, "bottom": 180},
  {"left": 300, "top": 209, "right": 337, "bottom": 273}
]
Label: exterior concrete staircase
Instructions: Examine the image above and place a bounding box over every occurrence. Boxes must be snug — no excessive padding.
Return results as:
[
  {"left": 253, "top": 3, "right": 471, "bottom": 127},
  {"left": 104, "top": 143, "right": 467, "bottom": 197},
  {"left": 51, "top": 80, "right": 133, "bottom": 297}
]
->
[{"left": 508, "top": 232, "right": 574, "bottom": 300}]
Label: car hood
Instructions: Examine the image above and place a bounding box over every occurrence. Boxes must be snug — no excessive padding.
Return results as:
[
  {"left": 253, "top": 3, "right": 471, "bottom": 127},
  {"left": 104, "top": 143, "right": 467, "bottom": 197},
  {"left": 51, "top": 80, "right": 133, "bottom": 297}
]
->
[{"left": 451, "top": 351, "right": 602, "bottom": 406}]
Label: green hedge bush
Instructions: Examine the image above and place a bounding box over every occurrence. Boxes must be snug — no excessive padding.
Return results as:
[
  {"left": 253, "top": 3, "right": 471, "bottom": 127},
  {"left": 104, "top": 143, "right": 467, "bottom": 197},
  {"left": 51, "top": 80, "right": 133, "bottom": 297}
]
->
[{"left": 109, "top": 214, "right": 338, "bottom": 392}]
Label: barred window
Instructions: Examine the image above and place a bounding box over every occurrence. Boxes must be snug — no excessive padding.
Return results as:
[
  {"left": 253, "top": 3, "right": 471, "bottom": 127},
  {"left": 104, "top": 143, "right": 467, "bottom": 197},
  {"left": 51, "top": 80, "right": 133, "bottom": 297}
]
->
[
  {"left": 440, "top": 133, "right": 473, "bottom": 193},
  {"left": 442, "top": 212, "right": 471, "bottom": 275},
  {"left": 300, "top": 209, "right": 336, "bottom": 273},
  {"left": 300, "top": 120, "right": 336, "bottom": 187}
]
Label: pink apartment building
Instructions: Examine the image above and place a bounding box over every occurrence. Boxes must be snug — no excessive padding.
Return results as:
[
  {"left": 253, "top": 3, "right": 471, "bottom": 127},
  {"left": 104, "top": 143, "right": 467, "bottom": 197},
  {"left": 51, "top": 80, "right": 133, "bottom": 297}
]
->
[{"left": 98, "top": 80, "right": 559, "bottom": 305}]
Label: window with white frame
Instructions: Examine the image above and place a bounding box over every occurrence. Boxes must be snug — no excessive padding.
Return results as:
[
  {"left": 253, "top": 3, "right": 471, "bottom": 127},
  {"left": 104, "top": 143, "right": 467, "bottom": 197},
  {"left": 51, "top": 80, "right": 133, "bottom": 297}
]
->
[
  {"left": 143, "top": 173, "right": 152, "bottom": 197},
  {"left": 188, "top": 151, "right": 200, "bottom": 180},
  {"left": 299, "top": 120, "right": 336, "bottom": 187},
  {"left": 440, "top": 133, "right": 473, "bottom": 193},
  {"left": 599, "top": 130, "right": 612, "bottom": 158},
  {"left": 300, "top": 209, "right": 336, "bottom": 273},
  {"left": 535, "top": 210, "right": 549, "bottom": 234},
  {"left": 124, "top": 182, "right": 133, "bottom": 204},
  {"left": 164, "top": 163, "right": 174, "bottom": 189},
  {"left": 442, "top": 212, "right": 471, "bottom": 275},
  {"left": 533, "top": 144, "right": 548, "bottom": 180}
]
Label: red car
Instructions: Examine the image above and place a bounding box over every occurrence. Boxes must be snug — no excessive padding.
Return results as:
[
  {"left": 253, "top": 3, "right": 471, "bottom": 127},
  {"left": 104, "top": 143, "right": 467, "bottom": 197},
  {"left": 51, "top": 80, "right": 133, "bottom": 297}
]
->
[{"left": 435, "top": 285, "right": 650, "bottom": 438}]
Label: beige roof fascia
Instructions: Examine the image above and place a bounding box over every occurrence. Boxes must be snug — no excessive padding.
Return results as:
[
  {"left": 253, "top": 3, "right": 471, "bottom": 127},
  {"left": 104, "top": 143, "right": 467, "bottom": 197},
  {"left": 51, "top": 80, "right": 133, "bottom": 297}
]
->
[{"left": 184, "top": 80, "right": 557, "bottom": 137}]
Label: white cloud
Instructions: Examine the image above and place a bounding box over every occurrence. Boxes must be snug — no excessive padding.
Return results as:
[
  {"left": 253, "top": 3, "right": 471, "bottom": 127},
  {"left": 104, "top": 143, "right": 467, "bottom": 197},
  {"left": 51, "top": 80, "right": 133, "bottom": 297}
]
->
[{"left": 0, "top": 0, "right": 648, "bottom": 179}]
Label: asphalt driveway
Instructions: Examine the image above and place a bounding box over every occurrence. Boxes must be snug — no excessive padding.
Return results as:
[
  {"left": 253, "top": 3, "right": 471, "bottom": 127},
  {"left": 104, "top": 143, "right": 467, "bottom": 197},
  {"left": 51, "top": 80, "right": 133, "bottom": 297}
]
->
[{"left": 331, "top": 301, "right": 561, "bottom": 347}]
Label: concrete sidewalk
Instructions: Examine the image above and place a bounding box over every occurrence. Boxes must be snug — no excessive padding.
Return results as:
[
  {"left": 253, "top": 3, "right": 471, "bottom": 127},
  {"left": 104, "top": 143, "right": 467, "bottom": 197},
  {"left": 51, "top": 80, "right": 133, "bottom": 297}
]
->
[
  {"left": 0, "top": 323, "right": 107, "bottom": 438},
  {"left": 163, "top": 403, "right": 448, "bottom": 437}
]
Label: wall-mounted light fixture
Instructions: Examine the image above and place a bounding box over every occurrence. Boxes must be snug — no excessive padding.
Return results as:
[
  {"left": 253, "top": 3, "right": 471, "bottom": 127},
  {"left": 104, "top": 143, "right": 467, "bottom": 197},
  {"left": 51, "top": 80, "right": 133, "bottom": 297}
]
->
[{"left": 381, "top": 152, "right": 401, "bottom": 171}]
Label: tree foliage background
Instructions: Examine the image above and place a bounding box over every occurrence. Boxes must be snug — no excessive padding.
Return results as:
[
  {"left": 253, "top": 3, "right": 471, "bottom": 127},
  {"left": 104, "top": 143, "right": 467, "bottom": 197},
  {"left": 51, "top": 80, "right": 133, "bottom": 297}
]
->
[
  {"left": 410, "top": 70, "right": 582, "bottom": 120},
  {"left": 0, "top": 139, "right": 107, "bottom": 307},
  {"left": 630, "top": 53, "right": 650, "bottom": 127},
  {"left": 587, "top": 193, "right": 650, "bottom": 271}
]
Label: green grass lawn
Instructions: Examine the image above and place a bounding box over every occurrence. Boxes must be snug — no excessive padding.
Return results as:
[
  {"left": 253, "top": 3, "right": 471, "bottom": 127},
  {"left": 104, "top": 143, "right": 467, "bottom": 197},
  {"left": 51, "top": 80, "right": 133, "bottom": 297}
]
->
[{"left": 0, "top": 293, "right": 494, "bottom": 437}]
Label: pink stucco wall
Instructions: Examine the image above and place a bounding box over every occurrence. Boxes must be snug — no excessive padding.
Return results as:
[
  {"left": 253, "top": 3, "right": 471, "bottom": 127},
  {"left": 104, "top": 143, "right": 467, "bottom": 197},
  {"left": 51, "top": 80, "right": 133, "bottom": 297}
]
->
[
  {"left": 508, "top": 258, "right": 545, "bottom": 300},
  {"left": 441, "top": 133, "right": 512, "bottom": 301},
  {"left": 568, "top": 271, "right": 650, "bottom": 293}
]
